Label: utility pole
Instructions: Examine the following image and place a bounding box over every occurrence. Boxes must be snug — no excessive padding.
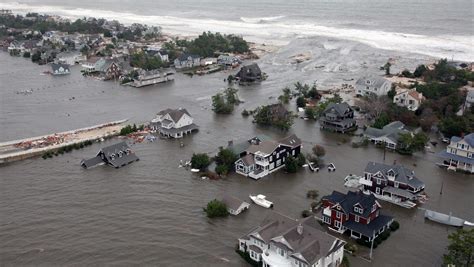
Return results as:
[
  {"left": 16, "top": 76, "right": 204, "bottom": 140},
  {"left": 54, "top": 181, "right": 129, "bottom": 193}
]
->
[
  {"left": 383, "top": 145, "right": 386, "bottom": 162},
  {"left": 440, "top": 181, "right": 444, "bottom": 195},
  {"left": 369, "top": 230, "right": 375, "bottom": 260}
]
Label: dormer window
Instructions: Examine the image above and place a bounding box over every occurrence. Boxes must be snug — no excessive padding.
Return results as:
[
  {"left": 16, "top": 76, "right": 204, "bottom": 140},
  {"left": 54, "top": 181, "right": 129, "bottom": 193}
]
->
[{"left": 354, "top": 207, "right": 363, "bottom": 214}]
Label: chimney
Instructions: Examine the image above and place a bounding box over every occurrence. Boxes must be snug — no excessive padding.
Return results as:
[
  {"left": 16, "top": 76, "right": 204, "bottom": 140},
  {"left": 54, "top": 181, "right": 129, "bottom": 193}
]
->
[
  {"left": 228, "top": 140, "right": 233, "bottom": 147},
  {"left": 297, "top": 224, "right": 303, "bottom": 235}
]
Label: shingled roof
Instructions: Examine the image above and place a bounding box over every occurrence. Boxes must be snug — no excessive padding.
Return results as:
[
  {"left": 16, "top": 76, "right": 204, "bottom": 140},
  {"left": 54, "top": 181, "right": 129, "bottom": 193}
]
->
[
  {"left": 364, "top": 161, "right": 425, "bottom": 189},
  {"left": 322, "top": 190, "right": 379, "bottom": 218},
  {"left": 158, "top": 108, "right": 191, "bottom": 123}
]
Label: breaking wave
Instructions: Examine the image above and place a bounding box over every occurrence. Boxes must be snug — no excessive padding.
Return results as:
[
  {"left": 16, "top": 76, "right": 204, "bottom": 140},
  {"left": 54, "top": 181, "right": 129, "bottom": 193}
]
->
[{"left": 1, "top": 2, "right": 473, "bottom": 61}]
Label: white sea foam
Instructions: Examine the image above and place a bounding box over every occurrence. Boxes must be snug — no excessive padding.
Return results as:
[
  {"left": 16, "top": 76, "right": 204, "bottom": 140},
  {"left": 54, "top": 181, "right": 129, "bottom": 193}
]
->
[{"left": 1, "top": 2, "right": 473, "bottom": 61}]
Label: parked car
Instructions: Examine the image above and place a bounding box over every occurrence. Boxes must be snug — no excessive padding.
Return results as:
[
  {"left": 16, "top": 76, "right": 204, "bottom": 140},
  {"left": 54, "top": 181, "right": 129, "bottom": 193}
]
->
[{"left": 328, "top": 163, "right": 336, "bottom": 172}]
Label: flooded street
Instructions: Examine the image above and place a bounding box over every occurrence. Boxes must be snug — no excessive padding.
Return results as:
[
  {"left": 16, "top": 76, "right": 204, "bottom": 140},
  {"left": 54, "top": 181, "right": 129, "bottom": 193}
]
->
[{"left": 1, "top": 42, "right": 473, "bottom": 267}]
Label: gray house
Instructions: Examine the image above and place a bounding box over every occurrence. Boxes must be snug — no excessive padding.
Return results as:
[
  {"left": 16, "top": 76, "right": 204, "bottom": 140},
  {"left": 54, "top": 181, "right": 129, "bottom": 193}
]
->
[
  {"left": 80, "top": 141, "right": 139, "bottom": 169},
  {"left": 364, "top": 121, "right": 411, "bottom": 149},
  {"left": 355, "top": 76, "right": 392, "bottom": 97},
  {"left": 221, "top": 195, "right": 250, "bottom": 215},
  {"left": 319, "top": 102, "right": 357, "bottom": 133},
  {"left": 174, "top": 53, "right": 201, "bottom": 69}
]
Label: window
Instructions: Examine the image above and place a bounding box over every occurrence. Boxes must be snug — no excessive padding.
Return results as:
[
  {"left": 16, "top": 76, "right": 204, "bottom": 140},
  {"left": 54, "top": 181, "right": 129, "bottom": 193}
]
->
[
  {"left": 334, "top": 220, "right": 341, "bottom": 229},
  {"left": 394, "top": 181, "right": 399, "bottom": 188},
  {"left": 323, "top": 216, "right": 331, "bottom": 224},
  {"left": 376, "top": 179, "right": 381, "bottom": 185},
  {"left": 336, "top": 211, "right": 341, "bottom": 219},
  {"left": 354, "top": 207, "right": 363, "bottom": 214},
  {"left": 355, "top": 215, "right": 359, "bottom": 222}
]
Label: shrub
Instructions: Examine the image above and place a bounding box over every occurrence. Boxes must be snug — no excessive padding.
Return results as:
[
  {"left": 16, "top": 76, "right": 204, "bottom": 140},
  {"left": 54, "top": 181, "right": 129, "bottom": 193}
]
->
[
  {"left": 215, "top": 164, "right": 229, "bottom": 175},
  {"left": 203, "top": 199, "right": 229, "bottom": 218},
  {"left": 191, "top": 153, "right": 210, "bottom": 170},
  {"left": 241, "top": 109, "right": 250, "bottom": 117},
  {"left": 285, "top": 156, "right": 299, "bottom": 173},
  {"left": 312, "top": 145, "right": 326, "bottom": 158}
]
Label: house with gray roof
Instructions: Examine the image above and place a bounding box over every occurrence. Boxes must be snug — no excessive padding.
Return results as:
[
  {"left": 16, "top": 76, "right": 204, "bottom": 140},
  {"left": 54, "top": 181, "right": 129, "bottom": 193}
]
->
[
  {"left": 236, "top": 63, "right": 262, "bottom": 83},
  {"left": 173, "top": 53, "right": 201, "bottom": 69},
  {"left": 150, "top": 108, "right": 198, "bottom": 138},
  {"left": 355, "top": 75, "right": 392, "bottom": 97},
  {"left": 359, "top": 162, "right": 425, "bottom": 207},
  {"left": 321, "top": 190, "right": 393, "bottom": 242},
  {"left": 221, "top": 195, "right": 250, "bottom": 215},
  {"left": 238, "top": 212, "right": 345, "bottom": 267},
  {"left": 438, "top": 133, "right": 474, "bottom": 173},
  {"left": 319, "top": 102, "right": 357, "bottom": 133},
  {"left": 51, "top": 63, "right": 70, "bottom": 75},
  {"left": 80, "top": 141, "right": 139, "bottom": 169},
  {"left": 232, "top": 134, "right": 302, "bottom": 179},
  {"left": 217, "top": 54, "right": 241, "bottom": 67},
  {"left": 364, "top": 121, "right": 411, "bottom": 149}
]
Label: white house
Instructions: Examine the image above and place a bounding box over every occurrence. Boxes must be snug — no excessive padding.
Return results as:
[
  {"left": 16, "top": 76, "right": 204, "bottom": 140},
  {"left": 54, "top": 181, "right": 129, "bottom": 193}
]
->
[
  {"left": 51, "top": 63, "right": 70, "bottom": 75},
  {"left": 150, "top": 108, "right": 198, "bottom": 138},
  {"left": 438, "top": 133, "right": 474, "bottom": 173},
  {"left": 174, "top": 54, "right": 201, "bottom": 69},
  {"left": 222, "top": 195, "right": 250, "bottom": 215},
  {"left": 393, "top": 88, "right": 424, "bottom": 111},
  {"left": 464, "top": 90, "right": 474, "bottom": 113},
  {"left": 355, "top": 76, "right": 392, "bottom": 97},
  {"left": 238, "top": 212, "right": 345, "bottom": 267}
]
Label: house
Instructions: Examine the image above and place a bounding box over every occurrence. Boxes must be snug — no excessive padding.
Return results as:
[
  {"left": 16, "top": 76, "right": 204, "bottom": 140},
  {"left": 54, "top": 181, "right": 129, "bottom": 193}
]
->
[
  {"left": 51, "top": 63, "right": 71, "bottom": 75},
  {"left": 236, "top": 63, "right": 262, "bottom": 83},
  {"left": 150, "top": 108, "right": 198, "bottom": 138},
  {"left": 81, "top": 57, "right": 101, "bottom": 73},
  {"left": 393, "top": 88, "right": 424, "bottom": 111},
  {"left": 321, "top": 190, "right": 394, "bottom": 242},
  {"left": 233, "top": 134, "right": 302, "bottom": 179},
  {"left": 217, "top": 54, "right": 240, "bottom": 67},
  {"left": 173, "top": 53, "right": 201, "bottom": 69},
  {"left": 96, "top": 58, "right": 122, "bottom": 80},
  {"left": 364, "top": 121, "right": 411, "bottom": 149},
  {"left": 464, "top": 90, "right": 474, "bottom": 113},
  {"left": 57, "top": 51, "right": 85, "bottom": 65},
  {"left": 319, "top": 102, "right": 357, "bottom": 133},
  {"left": 80, "top": 141, "right": 139, "bottom": 169},
  {"left": 438, "top": 133, "right": 474, "bottom": 173},
  {"left": 360, "top": 162, "right": 425, "bottom": 206},
  {"left": 355, "top": 76, "right": 392, "bottom": 96},
  {"left": 129, "top": 69, "right": 175, "bottom": 88},
  {"left": 238, "top": 212, "right": 345, "bottom": 267},
  {"left": 221, "top": 195, "right": 250, "bottom": 215}
]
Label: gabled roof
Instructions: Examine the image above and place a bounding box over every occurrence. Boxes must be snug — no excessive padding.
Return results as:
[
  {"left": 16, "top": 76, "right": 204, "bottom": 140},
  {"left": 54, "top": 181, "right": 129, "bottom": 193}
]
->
[
  {"left": 177, "top": 53, "right": 200, "bottom": 61},
  {"left": 322, "top": 102, "right": 352, "bottom": 116},
  {"left": 245, "top": 212, "right": 343, "bottom": 265},
  {"left": 247, "top": 140, "right": 279, "bottom": 155},
  {"left": 99, "top": 141, "right": 139, "bottom": 168},
  {"left": 51, "top": 63, "right": 70, "bottom": 72},
  {"left": 322, "top": 190, "right": 378, "bottom": 218},
  {"left": 227, "top": 135, "right": 272, "bottom": 155},
  {"left": 222, "top": 195, "right": 249, "bottom": 211},
  {"left": 451, "top": 133, "right": 474, "bottom": 147},
  {"left": 364, "top": 121, "right": 410, "bottom": 143},
  {"left": 279, "top": 134, "right": 302, "bottom": 148},
  {"left": 158, "top": 108, "right": 192, "bottom": 123},
  {"left": 364, "top": 162, "right": 425, "bottom": 188},
  {"left": 356, "top": 75, "right": 391, "bottom": 88}
]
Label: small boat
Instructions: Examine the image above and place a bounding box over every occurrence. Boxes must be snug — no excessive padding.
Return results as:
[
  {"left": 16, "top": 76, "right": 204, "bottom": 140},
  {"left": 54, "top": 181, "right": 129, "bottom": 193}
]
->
[
  {"left": 190, "top": 168, "right": 200, "bottom": 173},
  {"left": 249, "top": 194, "right": 273, "bottom": 208},
  {"left": 328, "top": 163, "right": 336, "bottom": 172},
  {"left": 424, "top": 209, "right": 470, "bottom": 227}
]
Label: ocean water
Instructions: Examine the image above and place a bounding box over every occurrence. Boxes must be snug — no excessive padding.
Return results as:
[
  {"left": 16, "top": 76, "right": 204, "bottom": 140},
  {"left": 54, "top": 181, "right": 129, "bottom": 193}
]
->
[{"left": 0, "top": 0, "right": 473, "bottom": 60}]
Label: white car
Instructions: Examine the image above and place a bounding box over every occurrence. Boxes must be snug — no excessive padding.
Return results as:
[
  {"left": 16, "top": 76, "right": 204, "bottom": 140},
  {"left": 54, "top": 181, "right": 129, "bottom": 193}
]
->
[{"left": 328, "top": 163, "right": 336, "bottom": 172}]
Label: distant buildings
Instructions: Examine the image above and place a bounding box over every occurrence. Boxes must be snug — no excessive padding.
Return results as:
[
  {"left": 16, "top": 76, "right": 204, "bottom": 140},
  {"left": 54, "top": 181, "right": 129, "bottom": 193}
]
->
[
  {"left": 80, "top": 141, "right": 139, "bottom": 169},
  {"left": 355, "top": 76, "right": 392, "bottom": 97},
  {"left": 464, "top": 90, "right": 474, "bottom": 113},
  {"left": 217, "top": 54, "right": 240, "bottom": 67},
  {"left": 319, "top": 102, "right": 357, "bottom": 133},
  {"left": 364, "top": 121, "right": 411, "bottom": 150},
  {"left": 438, "top": 133, "right": 474, "bottom": 173},
  {"left": 174, "top": 54, "right": 201, "bottom": 69},
  {"left": 393, "top": 88, "right": 424, "bottom": 111},
  {"left": 321, "top": 190, "right": 394, "bottom": 242},
  {"left": 51, "top": 63, "right": 70, "bottom": 75},
  {"left": 130, "top": 69, "right": 174, "bottom": 87},
  {"left": 238, "top": 212, "right": 346, "bottom": 267},
  {"left": 150, "top": 108, "right": 198, "bottom": 138},
  {"left": 236, "top": 63, "right": 262, "bottom": 83},
  {"left": 231, "top": 134, "right": 302, "bottom": 179}
]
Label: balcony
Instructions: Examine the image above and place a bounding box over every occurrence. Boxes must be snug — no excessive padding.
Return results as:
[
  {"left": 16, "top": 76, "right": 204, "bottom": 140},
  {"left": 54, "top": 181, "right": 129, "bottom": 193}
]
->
[
  {"left": 323, "top": 207, "right": 332, "bottom": 217},
  {"left": 249, "top": 169, "right": 268, "bottom": 180}
]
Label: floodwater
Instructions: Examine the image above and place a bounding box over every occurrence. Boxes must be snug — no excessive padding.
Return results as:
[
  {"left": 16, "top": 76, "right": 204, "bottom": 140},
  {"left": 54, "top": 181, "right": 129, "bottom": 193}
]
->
[{"left": 0, "top": 45, "right": 473, "bottom": 266}]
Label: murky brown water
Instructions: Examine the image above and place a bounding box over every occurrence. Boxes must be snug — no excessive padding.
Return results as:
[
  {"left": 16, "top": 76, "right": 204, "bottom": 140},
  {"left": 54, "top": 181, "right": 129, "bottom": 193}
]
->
[{"left": 1, "top": 44, "right": 472, "bottom": 266}]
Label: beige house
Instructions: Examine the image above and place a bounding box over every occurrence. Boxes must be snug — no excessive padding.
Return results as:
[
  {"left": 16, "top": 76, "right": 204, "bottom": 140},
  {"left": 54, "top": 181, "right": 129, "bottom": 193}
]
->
[
  {"left": 438, "top": 133, "right": 474, "bottom": 173},
  {"left": 393, "top": 88, "right": 424, "bottom": 111}
]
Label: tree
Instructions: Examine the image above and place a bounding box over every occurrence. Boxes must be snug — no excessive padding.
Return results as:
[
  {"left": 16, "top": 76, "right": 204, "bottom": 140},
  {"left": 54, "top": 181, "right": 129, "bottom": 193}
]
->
[
  {"left": 23, "top": 51, "right": 30, "bottom": 58},
  {"left": 296, "top": 153, "right": 306, "bottom": 167},
  {"left": 305, "top": 107, "right": 317, "bottom": 120},
  {"left": 278, "top": 87, "right": 292, "bottom": 104},
  {"left": 31, "top": 51, "right": 41, "bottom": 62},
  {"left": 372, "top": 112, "right": 391, "bottom": 129},
  {"left": 214, "top": 148, "right": 237, "bottom": 175},
  {"left": 312, "top": 145, "right": 326, "bottom": 158},
  {"left": 382, "top": 62, "right": 391, "bottom": 75},
  {"left": 191, "top": 153, "right": 210, "bottom": 170},
  {"left": 285, "top": 156, "right": 299, "bottom": 173},
  {"left": 253, "top": 104, "right": 294, "bottom": 131},
  {"left": 443, "top": 229, "right": 473, "bottom": 267},
  {"left": 414, "top": 64, "right": 427, "bottom": 78},
  {"left": 296, "top": 96, "right": 306, "bottom": 108},
  {"left": 401, "top": 69, "right": 414, "bottom": 78},
  {"left": 212, "top": 88, "right": 239, "bottom": 114},
  {"left": 203, "top": 199, "right": 229, "bottom": 218},
  {"left": 387, "top": 86, "right": 396, "bottom": 100},
  {"left": 439, "top": 116, "right": 468, "bottom": 138},
  {"left": 397, "top": 132, "right": 428, "bottom": 154}
]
